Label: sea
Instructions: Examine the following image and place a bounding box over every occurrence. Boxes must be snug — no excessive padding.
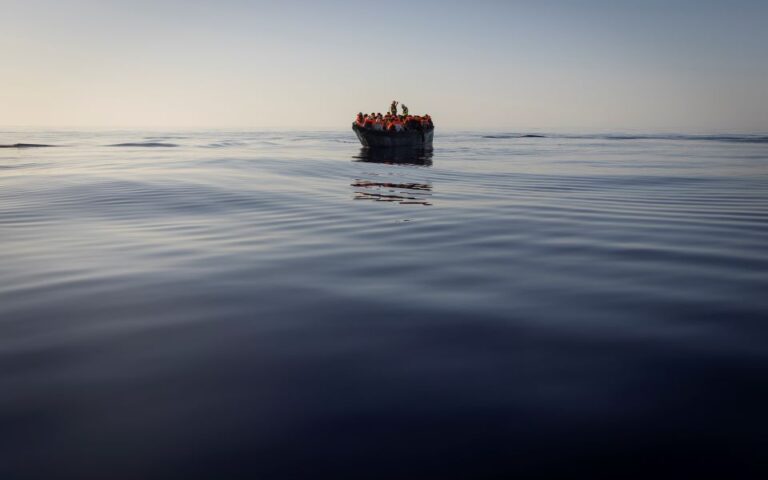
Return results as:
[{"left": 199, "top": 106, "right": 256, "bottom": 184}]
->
[{"left": 1, "top": 129, "right": 767, "bottom": 478}]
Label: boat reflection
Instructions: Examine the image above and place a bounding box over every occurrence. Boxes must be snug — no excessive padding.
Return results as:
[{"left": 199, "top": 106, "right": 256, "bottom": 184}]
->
[
  {"left": 351, "top": 148, "right": 433, "bottom": 205},
  {"left": 353, "top": 147, "right": 433, "bottom": 166}
]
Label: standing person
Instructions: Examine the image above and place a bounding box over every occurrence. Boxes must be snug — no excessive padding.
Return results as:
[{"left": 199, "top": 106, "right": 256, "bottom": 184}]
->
[{"left": 390, "top": 100, "right": 398, "bottom": 116}]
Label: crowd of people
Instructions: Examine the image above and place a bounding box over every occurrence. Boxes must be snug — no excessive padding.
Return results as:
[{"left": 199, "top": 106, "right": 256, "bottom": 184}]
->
[{"left": 355, "top": 101, "right": 433, "bottom": 132}]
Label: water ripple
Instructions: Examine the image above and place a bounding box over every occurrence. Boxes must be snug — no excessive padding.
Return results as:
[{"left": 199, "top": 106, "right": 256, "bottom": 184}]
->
[
  {"left": 108, "top": 142, "right": 179, "bottom": 147},
  {"left": 1, "top": 130, "right": 767, "bottom": 478}
]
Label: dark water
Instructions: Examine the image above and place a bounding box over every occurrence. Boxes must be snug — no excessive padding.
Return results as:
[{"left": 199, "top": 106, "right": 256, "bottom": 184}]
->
[{"left": 1, "top": 130, "right": 767, "bottom": 478}]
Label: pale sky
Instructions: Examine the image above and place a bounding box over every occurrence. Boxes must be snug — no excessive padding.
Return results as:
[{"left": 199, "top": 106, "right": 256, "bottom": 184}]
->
[{"left": 2, "top": 0, "right": 767, "bottom": 131}]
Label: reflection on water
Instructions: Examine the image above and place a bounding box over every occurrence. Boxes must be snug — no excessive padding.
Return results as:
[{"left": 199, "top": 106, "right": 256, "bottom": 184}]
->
[
  {"left": 352, "top": 148, "right": 433, "bottom": 205},
  {"left": 352, "top": 180, "right": 432, "bottom": 205},
  {"left": 353, "top": 147, "right": 433, "bottom": 166}
]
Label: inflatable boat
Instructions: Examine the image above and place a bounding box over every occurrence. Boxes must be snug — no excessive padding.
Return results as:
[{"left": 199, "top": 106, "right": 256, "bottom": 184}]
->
[{"left": 352, "top": 123, "right": 434, "bottom": 149}]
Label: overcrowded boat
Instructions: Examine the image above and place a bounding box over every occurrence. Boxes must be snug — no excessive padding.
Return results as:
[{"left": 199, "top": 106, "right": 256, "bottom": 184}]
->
[{"left": 352, "top": 101, "right": 434, "bottom": 149}]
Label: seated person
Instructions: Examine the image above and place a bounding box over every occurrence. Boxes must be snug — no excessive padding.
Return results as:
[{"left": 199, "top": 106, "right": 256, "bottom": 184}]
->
[{"left": 388, "top": 116, "right": 404, "bottom": 132}]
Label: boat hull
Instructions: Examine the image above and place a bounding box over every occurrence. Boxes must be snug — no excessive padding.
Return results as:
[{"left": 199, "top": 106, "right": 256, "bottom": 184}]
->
[{"left": 353, "top": 123, "right": 434, "bottom": 149}]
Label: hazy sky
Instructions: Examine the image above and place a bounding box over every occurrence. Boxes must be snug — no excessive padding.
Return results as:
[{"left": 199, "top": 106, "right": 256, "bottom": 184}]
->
[{"left": 2, "top": 0, "right": 767, "bottom": 130}]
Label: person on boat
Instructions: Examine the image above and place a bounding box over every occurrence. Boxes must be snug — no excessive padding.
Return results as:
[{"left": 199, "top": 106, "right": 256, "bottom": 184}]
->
[
  {"left": 401, "top": 104, "right": 409, "bottom": 116},
  {"left": 363, "top": 114, "right": 375, "bottom": 128},
  {"left": 355, "top": 112, "right": 364, "bottom": 127},
  {"left": 388, "top": 116, "right": 404, "bottom": 132},
  {"left": 390, "top": 100, "right": 398, "bottom": 116},
  {"left": 373, "top": 115, "right": 384, "bottom": 131}
]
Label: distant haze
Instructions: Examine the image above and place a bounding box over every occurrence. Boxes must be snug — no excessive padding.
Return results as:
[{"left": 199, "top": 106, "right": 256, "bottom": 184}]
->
[{"left": 3, "top": 0, "right": 767, "bottom": 131}]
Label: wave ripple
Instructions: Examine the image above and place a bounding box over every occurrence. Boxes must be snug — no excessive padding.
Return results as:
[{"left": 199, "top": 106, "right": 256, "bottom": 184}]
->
[{"left": 1, "top": 130, "right": 767, "bottom": 478}]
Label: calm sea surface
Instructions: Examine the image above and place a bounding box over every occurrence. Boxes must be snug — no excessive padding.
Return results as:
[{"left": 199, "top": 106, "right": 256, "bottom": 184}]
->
[{"left": 1, "top": 130, "right": 767, "bottom": 478}]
